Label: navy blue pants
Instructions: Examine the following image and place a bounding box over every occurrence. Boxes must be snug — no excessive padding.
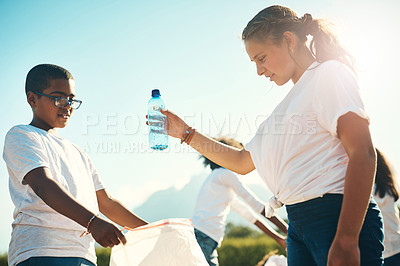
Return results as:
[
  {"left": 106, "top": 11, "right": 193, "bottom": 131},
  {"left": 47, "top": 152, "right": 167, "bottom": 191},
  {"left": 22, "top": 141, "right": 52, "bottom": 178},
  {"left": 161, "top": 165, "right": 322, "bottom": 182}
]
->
[
  {"left": 17, "top": 257, "right": 95, "bottom": 266},
  {"left": 286, "top": 194, "right": 384, "bottom": 266},
  {"left": 384, "top": 252, "right": 400, "bottom": 266}
]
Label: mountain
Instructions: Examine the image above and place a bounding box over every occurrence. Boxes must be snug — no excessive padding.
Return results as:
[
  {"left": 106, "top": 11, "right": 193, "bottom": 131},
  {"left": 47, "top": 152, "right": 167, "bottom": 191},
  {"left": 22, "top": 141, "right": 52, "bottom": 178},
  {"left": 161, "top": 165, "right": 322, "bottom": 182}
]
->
[{"left": 133, "top": 173, "right": 287, "bottom": 228}]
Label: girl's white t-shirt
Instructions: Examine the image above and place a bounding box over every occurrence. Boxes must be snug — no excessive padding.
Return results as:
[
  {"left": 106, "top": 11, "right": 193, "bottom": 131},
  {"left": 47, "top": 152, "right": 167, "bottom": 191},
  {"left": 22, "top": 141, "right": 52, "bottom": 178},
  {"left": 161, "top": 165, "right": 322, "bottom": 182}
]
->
[
  {"left": 245, "top": 60, "right": 369, "bottom": 212},
  {"left": 3, "top": 125, "right": 105, "bottom": 266}
]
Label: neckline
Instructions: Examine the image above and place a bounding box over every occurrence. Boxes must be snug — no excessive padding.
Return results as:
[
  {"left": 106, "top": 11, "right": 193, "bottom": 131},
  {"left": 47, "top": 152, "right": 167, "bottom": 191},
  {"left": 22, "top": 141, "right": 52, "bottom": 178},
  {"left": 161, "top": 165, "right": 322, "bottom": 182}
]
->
[
  {"left": 291, "top": 61, "right": 320, "bottom": 89},
  {"left": 27, "top": 124, "right": 63, "bottom": 139}
]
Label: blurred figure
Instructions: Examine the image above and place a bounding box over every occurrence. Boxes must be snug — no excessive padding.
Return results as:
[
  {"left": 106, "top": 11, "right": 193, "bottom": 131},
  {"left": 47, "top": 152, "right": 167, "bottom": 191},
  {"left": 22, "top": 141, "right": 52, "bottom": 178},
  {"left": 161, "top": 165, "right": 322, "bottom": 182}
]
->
[
  {"left": 192, "top": 137, "right": 287, "bottom": 266},
  {"left": 373, "top": 149, "right": 400, "bottom": 266}
]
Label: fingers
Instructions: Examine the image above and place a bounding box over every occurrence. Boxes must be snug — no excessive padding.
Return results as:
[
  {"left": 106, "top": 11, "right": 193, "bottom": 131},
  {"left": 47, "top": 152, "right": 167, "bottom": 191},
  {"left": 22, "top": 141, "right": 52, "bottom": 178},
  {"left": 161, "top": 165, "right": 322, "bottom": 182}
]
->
[
  {"left": 116, "top": 230, "right": 127, "bottom": 245},
  {"left": 91, "top": 219, "right": 127, "bottom": 248},
  {"left": 98, "top": 231, "right": 125, "bottom": 248}
]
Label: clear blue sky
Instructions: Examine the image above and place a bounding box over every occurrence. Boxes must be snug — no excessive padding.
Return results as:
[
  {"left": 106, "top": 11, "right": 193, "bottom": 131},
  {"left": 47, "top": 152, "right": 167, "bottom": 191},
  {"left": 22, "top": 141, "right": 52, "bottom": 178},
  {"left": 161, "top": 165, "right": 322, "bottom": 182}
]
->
[{"left": 1, "top": 0, "right": 399, "bottom": 253}]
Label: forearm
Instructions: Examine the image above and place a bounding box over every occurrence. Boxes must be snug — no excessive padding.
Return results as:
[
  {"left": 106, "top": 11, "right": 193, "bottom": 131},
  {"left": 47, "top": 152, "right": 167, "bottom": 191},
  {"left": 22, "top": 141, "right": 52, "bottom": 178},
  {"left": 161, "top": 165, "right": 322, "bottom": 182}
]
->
[
  {"left": 255, "top": 220, "right": 286, "bottom": 248},
  {"left": 268, "top": 215, "right": 288, "bottom": 234},
  {"left": 336, "top": 153, "right": 376, "bottom": 241},
  {"left": 30, "top": 173, "right": 94, "bottom": 228},
  {"left": 189, "top": 131, "right": 255, "bottom": 175},
  {"left": 97, "top": 189, "right": 147, "bottom": 229}
]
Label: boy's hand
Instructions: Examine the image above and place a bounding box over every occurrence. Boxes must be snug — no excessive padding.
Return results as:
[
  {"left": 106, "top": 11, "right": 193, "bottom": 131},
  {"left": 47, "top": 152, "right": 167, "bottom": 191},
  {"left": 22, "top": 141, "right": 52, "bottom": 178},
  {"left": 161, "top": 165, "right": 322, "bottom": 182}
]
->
[{"left": 89, "top": 216, "right": 126, "bottom": 248}]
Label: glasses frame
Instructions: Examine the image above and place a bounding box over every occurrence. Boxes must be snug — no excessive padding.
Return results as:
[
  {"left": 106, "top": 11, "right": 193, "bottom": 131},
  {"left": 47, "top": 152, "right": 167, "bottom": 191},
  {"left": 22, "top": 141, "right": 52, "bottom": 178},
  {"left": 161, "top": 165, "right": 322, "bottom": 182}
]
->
[{"left": 33, "top": 91, "right": 82, "bottom": 110}]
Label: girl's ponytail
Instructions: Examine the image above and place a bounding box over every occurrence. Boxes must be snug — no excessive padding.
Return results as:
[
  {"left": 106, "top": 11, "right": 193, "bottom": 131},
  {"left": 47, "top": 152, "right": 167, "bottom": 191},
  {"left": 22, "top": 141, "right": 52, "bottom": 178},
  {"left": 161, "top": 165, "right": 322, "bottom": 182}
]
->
[
  {"left": 305, "top": 14, "right": 355, "bottom": 71},
  {"left": 242, "top": 5, "right": 355, "bottom": 71}
]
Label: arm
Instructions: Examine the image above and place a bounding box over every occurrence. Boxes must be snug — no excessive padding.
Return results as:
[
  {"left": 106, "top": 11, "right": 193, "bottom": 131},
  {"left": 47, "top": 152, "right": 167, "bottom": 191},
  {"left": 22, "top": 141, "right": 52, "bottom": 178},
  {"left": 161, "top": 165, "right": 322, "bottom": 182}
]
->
[
  {"left": 230, "top": 197, "right": 286, "bottom": 249},
  {"left": 23, "top": 167, "right": 126, "bottom": 248},
  {"left": 96, "top": 189, "right": 147, "bottom": 229},
  {"left": 157, "top": 109, "right": 255, "bottom": 175},
  {"left": 222, "top": 172, "right": 289, "bottom": 234},
  {"left": 261, "top": 208, "right": 288, "bottom": 234},
  {"left": 220, "top": 172, "right": 264, "bottom": 213},
  {"left": 327, "top": 112, "right": 376, "bottom": 266},
  {"left": 254, "top": 220, "right": 287, "bottom": 250}
]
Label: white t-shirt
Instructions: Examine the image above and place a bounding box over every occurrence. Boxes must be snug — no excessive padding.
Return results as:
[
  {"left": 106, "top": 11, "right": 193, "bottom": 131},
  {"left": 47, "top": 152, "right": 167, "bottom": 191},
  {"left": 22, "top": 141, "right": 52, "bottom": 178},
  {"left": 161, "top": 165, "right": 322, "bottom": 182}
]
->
[
  {"left": 245, "top": 60, "right": 369, "bottom": 213},
  {"left": 191, "top": 168, "right": 265, "bottom": 244},
  {"left": 373, "top": 192, "right": 400, "bottom": 258},
  {"left": 3, "top": 125, "right": 105, "bottom": 266}
]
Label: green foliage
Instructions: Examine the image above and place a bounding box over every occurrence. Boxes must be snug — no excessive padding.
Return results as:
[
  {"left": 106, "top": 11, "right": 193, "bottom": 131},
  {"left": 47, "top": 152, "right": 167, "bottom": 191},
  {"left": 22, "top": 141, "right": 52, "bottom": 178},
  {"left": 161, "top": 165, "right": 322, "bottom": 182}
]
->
[
  {"left": 0, "top": 253, "right": 7, "bottom": 266},
  {"left": 218, "top": 233, "right": 286, "bottom": 266},
  {"left": 96, "top": 247, "right": 111, "bottom": 266},
  {"left": 225, "top": 222, "right": 260, "bottom": 238}
]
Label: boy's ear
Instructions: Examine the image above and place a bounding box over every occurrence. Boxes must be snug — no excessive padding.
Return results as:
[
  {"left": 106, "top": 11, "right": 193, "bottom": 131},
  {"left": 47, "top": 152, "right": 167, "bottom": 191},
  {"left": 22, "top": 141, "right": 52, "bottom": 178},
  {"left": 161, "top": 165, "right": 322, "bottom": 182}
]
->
[{"left": 27, "top": 91, "right": 36, "bottom": 107}]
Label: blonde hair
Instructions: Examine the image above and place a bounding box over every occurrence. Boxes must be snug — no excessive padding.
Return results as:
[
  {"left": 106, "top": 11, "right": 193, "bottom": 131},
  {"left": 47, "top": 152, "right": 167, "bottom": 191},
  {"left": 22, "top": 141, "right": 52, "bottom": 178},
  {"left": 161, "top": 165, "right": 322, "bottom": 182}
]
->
[{"left": 242, "top": 5, "right": 355, "bottom": 71}]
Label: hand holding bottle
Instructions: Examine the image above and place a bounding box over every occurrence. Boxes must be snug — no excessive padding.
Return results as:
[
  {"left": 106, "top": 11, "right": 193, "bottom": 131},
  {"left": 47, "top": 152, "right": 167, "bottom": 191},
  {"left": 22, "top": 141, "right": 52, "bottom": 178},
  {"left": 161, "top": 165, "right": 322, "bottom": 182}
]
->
[{"left": 159, "top": 109, "right": 190, "bottom": 139}]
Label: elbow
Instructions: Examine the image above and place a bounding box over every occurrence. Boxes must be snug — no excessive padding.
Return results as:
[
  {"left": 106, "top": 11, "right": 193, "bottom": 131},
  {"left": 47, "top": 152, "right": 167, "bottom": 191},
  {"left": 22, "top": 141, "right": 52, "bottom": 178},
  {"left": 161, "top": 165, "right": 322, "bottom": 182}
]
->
[
  {"left": 237, "top": 169, "right": 253, "bottom": 175},
  {"left": 98, "top": 195, "right": 115, "bottom": 216},
  {"left": 348, "top": 147, "right": 376, "bottom": 169}
]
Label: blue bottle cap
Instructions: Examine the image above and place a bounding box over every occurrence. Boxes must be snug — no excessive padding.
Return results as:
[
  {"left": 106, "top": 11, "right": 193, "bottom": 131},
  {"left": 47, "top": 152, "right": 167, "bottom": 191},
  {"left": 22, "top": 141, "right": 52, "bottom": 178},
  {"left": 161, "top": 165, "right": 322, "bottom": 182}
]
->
[{"left": 152, "top": 89, "right": 161, "bottom": 97}]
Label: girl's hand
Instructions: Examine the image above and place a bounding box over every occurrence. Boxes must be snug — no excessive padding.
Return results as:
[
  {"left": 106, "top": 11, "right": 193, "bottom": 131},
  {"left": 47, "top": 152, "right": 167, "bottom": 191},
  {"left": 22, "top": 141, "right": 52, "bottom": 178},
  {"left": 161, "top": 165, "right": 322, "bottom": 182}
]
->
[{"left": 146, "top": 109, "right": 190, "bottom": 139}]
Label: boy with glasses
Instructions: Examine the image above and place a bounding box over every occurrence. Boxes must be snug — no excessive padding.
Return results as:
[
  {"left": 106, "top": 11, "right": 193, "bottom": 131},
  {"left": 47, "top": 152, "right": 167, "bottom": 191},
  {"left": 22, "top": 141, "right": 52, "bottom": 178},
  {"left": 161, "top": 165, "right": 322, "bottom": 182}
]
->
[{"left": 3, "top": 64, "right": 147, "bottom": 266}]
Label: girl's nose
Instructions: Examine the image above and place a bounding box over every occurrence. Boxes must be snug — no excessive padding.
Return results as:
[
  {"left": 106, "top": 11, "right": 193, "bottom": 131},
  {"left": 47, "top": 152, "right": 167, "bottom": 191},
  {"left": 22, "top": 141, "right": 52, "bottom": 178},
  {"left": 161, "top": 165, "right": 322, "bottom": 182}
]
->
[{"left": 256, "top": 64, "right": 265, "bottom": 76}]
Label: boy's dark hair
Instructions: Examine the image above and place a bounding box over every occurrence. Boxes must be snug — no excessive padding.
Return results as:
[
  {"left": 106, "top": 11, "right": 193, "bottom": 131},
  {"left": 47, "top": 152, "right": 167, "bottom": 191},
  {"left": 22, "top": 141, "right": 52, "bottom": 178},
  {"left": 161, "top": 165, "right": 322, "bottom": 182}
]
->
[
  {"left": 201, "top": 137, "right": 244, "bottom": 170},
  {"left": 25, "top": 64, "right": 74, "bottom": 95},
  {"left": 374, "top": 148, "right": 399, "bottom": 201}
]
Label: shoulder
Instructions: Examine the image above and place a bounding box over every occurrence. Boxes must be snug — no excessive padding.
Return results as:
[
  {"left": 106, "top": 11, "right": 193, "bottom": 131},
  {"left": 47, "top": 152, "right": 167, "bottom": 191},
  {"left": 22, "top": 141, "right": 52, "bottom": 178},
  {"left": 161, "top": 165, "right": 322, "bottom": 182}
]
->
[
  {"left": 70, "top": 141, "right": 90, "bottom": 159},
  {"left": 215, "top": 168, "right": 239, "bottom": 182},
  {"left": 314, "top": 60, "right": 356, "bottom": 80},
  {"left": 310, "top": 60, "right": 359, "bottom": 94},
  {"left": 7, "top": 124, "right": 32, "bottom": 134},
  {"left": 5, "top": 125, "right": 38, "bottom": 141},
  {"left": 317, "top": 60, "right": 352, "bottom": 72}
]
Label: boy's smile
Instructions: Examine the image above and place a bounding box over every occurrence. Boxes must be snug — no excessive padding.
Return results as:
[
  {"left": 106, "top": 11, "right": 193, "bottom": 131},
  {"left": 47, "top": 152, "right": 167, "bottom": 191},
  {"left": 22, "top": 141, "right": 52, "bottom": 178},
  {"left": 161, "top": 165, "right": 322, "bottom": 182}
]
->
[{"left": 29, "top": 78, "right": 77, "bottom": 133}]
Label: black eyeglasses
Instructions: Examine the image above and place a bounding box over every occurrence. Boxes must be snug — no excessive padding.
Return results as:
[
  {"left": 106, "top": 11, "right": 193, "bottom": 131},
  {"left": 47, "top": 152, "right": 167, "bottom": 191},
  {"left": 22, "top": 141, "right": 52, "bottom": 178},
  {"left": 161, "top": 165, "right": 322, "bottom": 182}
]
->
[{"left": 34, "top": 92, "right": 82, "bottom": 110}]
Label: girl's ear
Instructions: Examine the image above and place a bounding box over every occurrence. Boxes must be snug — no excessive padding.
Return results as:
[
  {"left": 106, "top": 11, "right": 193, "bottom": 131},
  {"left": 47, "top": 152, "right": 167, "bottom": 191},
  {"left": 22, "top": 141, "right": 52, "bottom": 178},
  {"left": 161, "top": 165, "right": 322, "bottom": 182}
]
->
[{"left": 283, "top": 31, "right": 296, "bottom": 52}]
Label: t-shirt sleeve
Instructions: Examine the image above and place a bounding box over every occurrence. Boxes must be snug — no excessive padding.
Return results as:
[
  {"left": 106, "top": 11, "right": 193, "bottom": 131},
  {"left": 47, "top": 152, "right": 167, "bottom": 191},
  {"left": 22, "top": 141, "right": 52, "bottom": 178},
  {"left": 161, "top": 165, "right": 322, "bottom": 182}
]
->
[
  {"left": 218, "top": 170, "right": 264, "bottom": 214},
  {"left": 313, "top": 61, "right": 369, "bottom": 137},
  {"left": 85, "top": 155, "right": 106, "bottom": 191},
  {"left": 230, "top": 196, "right": 258, "bottom": 224},
  {"left": 3, "top": 126, "right": 50, "bottom": 182},
  {"left": 244, "top": 119, "right": 268, "bottom": 169}
]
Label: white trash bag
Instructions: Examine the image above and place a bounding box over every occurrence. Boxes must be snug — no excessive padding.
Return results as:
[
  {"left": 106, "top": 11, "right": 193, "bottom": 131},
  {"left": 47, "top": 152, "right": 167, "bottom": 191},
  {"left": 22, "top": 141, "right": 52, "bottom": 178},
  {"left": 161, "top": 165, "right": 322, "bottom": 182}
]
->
[
  {"left": 110, "top": 218, "right": 208, "bottom": 266},
  {"left": 264, "top": 255, "right": 287, "bottom": 266}
]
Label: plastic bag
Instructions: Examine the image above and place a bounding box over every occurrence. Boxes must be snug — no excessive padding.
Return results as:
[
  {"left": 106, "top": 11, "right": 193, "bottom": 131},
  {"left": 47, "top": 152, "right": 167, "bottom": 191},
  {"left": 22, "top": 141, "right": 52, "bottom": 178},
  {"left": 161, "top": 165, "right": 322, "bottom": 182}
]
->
[
  {"left": 264, "top": 255, "right": 287, "bottom": 266},
  {"left": 110, "top": 218, "right": 208, "bottom": 266}
]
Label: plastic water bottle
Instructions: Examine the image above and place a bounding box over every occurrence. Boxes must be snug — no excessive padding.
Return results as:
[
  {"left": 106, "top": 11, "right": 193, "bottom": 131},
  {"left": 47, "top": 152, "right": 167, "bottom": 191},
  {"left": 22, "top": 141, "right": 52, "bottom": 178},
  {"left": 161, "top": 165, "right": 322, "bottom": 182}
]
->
[{"left": 148, "top": 89, "right": 168, "bottom": 150}]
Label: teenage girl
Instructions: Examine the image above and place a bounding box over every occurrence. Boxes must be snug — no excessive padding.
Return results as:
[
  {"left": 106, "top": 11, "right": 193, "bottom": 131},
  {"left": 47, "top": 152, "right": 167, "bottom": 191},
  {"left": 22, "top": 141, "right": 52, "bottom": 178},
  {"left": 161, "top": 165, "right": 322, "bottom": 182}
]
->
[{"left": 150, "top": 5, "right": 383, "bottom": 265}]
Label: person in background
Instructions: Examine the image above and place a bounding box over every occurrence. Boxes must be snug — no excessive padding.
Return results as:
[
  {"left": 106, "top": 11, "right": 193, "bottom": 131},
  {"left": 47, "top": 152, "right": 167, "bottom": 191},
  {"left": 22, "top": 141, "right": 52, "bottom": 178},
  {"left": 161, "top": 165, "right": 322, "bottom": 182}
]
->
[
  {"left": 373, "top": 149, "right": 400, "bottom": 266},
  {"left": 192, "top": 137, "right": 287, "bottom": 266}
]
